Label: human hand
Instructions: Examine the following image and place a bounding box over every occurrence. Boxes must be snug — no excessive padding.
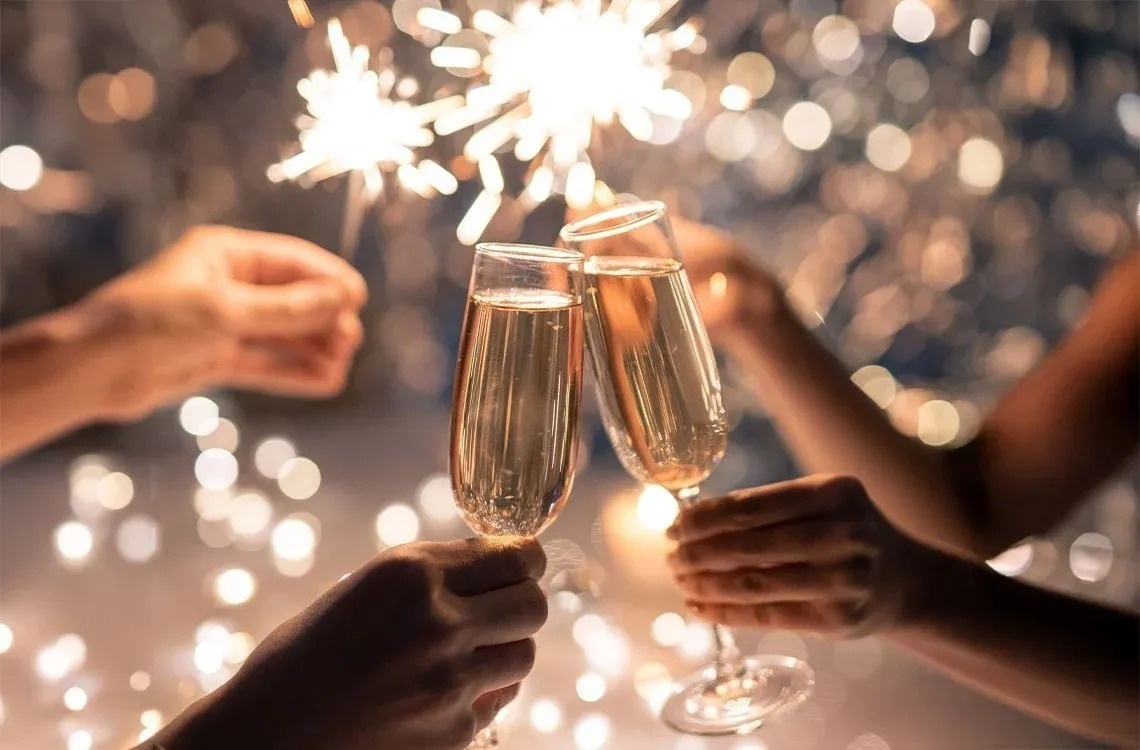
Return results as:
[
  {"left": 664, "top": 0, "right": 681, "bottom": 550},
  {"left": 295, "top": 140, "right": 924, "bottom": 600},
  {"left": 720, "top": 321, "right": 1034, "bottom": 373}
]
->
[
  {"left": 84, "top": 225, "right": 366, "bottom": 420},
  {"left": 667, "top": 475, "right": 932, "bottom": 638},
  {"left": 154, "top": 537, "right": 548, "bottom": 750}
]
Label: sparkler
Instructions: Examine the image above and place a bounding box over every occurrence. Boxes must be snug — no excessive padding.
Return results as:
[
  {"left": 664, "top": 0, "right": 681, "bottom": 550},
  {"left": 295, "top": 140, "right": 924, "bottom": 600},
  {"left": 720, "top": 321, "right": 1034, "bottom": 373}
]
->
[
  {"left": 268, "top": 19, "right": 462, "bottom": 254},
  {"left": 415, "top": 0, "right": 704, "bottom": 244}
]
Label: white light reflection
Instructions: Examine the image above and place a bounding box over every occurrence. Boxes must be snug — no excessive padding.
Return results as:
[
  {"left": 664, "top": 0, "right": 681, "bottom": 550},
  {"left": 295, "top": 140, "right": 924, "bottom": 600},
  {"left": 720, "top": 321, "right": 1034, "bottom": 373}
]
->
[
  {"left": 1070, "top": 532, "right": 1113, "bottom": 583},
  {"left": 227, "top": 491, "right": 273, "bottom": 539},
  {"left": 573, "top": 713, "right": 611, "bottom": 750},
  {"left": 54, "top": 520, "right": 94, "bottom": 566},
  {"left": 271, "top": 515, "right": 320, "bottom": 562},
  {"left": 987, "top": 541, "right": 1034, "bottom": 577},
  {"left": 529, "top": 698, "right": 563, "bottom": 733},
  {"left": 277, "top": 457, "right": 321, "bottom": 500},
  {"left": 376, "top": 503, "right": 421, "bottom": 546},
  {"left": 254, "top": 437, "right": 296, "bottom": 479},
  {"left": 67, "top": 730, "right": 93, "bottom": 750},
  {"left": 575, "top": 672, "right": 607, "bottom": 703},
  {"left": 783, "top": 102, "right": 832, "bottom": 151},
  {"left": 213, "top": 568, "right": 257, "bottom": 606},
  {"left": 179, "top": 396, "right": 220, "bottom": 436},
  {"left": 892, "top": 0, "right": 936, "bottom": 44},
  {"left": 116, "top": 515, "right": 161, "bottom": 564},
  {"left": 636, "top": 484, "right": 678, "bottom": 531},
  {"left": 0, "top": 145, "right": 44, "bottom": 191},
  {"left": 195, "top": 449, "right": 238, "bottom": 491},
  {"left": 650, "top": 611, "right": 686, "bottom": 647},
  {"left": 96, "top": 471, "right": 134, "bottom": 510},
  {"left": 63, "top": 685, "right": 88, "bottom": 711},
  {"left": 416, "top": 473, "right": 459, "bottom": 522}
]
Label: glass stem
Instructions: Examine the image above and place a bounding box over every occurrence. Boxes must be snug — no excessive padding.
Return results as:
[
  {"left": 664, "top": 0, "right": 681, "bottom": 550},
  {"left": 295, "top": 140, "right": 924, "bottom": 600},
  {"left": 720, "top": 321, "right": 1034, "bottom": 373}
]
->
[{"left": 672, "top": 486, "right": 739, "bottom": 680}]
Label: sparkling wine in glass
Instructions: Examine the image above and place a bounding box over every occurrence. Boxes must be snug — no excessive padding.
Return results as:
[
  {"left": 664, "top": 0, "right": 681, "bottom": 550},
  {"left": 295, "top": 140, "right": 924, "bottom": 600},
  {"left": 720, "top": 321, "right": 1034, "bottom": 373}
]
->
[
  {"left": 450, "top": 242, "right": 586, "bottom": 748},
  {"left": 561, "top": 201, "right": 814, "bottom": 736}
]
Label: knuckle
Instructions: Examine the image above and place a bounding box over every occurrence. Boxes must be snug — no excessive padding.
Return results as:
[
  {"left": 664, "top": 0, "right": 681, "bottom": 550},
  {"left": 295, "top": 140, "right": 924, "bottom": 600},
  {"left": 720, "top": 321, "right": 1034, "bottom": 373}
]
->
[
  {"left": 427, "top": 663, "right": 469, "bottom": 711},
  {"left": 821, "top": 475, "right": 866, "bottom": 503},
  {"left": 521, "top": 581, "right": 549, "bottom": 629},
  {"left": 441, "top": 712, "right": 477, "bottom": 749},
  {"left": 514, "top": 637, "right": 538, "bottom": 674},
  {"left": 740, "top": 570, "right": 766, "bottom": 595}
]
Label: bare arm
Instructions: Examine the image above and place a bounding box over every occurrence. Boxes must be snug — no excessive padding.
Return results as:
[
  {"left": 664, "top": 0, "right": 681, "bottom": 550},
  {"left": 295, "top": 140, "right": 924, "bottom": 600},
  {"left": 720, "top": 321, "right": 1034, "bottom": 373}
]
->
[
  {"left": 0, "top": 226, "right": 366, "bottom": 463},
  {"left": 669, "top": 476, "right": 1139, "bottom": 747},
  {"left": 0, "top": 303, "right": 115, "bottom": 461},
  {"left": 892, "top": 543, "right": 1139, "bottom": 746},
  {"left": 687, "top": 231, "right": 1139, "bottom": 558}
]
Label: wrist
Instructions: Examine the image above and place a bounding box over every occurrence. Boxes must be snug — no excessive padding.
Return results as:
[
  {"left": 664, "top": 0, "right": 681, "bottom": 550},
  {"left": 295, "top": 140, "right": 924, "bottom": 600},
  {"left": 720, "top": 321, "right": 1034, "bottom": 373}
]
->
[{"left": 890, "top": 539, "right": 976, "bottom": 634}]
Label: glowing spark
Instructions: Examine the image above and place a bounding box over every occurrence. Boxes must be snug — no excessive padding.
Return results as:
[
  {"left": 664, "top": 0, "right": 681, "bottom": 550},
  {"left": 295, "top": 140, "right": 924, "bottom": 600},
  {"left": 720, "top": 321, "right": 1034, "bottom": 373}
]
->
[
  {"left": 268, "top": 19, "right": 460, "bottom": 201},
  {"left": 425, "top": 0, "right": 703, "bottom": 242},
  {"left": 287, "top": 0, "right": 315, "bottom": 28}
]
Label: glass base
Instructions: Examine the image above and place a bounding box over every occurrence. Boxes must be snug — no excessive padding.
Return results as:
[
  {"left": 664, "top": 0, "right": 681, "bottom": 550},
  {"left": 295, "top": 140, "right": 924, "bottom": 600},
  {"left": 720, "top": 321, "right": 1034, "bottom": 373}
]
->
[{"left": 660, "top": 654, "right": 815, "bottom": 736}]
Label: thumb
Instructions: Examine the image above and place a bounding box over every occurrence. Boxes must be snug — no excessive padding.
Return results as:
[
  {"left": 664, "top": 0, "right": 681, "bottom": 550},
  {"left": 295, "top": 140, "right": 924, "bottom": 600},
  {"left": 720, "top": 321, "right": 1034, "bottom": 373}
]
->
[{"left": 225, "top": 279, "right": 345, "bottom": 336}]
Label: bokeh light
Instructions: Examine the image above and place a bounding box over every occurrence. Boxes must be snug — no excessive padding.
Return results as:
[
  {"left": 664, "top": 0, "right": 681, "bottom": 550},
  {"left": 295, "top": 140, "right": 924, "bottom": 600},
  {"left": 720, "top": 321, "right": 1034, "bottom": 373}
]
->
[
  {"left": 277, "top": 457, "right": 321, "bottom": 500},
  {"left": 195, "top": 449, "right": 239, "bottom": 491},
  {"left": 375, "top": 503, "right": 421, "bottom": 546},
  {"left": 213, "top": 567, "right": 257, "bottom": 606},
  {"left": 0, "top": 145, "right": 44, "bottom": 191}
]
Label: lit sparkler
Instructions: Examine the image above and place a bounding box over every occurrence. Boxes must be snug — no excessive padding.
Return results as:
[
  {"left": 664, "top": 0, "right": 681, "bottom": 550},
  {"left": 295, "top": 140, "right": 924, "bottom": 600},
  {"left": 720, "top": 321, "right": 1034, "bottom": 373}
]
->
[
  {"left": 268, "top": 19, "right": 462, "bottom": 252},
  {"left": 415, "top": 0, "right": 704, "bottom": 244}
]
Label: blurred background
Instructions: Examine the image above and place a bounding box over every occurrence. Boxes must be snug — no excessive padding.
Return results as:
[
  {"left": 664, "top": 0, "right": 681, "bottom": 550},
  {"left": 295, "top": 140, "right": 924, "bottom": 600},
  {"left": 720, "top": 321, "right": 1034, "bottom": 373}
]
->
[{"left": 0, "top": 1, "right": 1136, "bottom": 748}]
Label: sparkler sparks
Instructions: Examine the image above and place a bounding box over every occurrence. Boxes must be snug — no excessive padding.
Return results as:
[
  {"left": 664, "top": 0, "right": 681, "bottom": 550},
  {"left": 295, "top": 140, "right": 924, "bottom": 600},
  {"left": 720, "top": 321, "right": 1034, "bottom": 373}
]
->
[
  {"left": 268, "top": 19, "right": 461, "bottom": 202},
  {"left": 419, "top": 0, "right": 703, "bottom": 243}
]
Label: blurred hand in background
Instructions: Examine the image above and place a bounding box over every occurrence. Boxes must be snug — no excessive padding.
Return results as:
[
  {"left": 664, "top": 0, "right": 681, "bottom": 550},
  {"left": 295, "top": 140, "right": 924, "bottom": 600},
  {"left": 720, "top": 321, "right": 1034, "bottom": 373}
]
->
[{"left": 0, "top": 225, "right": 366, "bottom": 459}]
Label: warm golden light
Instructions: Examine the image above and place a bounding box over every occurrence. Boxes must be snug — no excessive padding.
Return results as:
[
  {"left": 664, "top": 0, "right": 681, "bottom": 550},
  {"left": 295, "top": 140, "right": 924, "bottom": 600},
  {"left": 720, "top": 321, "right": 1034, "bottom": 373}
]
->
[
  {"left": 429, "top": 0, "right": 703, "bottom": 242},
  {"left": 268, "top": 19, "right": 460, "bottom": 200}
]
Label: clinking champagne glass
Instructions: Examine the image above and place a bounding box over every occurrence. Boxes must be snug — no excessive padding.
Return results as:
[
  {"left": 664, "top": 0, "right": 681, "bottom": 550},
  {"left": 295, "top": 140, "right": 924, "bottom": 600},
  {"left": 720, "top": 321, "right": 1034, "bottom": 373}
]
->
[
  {"left": 560, "top": 201, "right": 814, "bottom": 736},
  {"left": 450, "top": 242, "right": 586, "bottom": 749}
]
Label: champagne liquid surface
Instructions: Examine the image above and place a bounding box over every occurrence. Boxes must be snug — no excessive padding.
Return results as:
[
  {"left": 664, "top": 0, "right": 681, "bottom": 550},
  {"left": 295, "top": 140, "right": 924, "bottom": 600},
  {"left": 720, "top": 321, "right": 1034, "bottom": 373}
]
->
[
  {"left": 450, "top": 289, "right": 583, "bottom": 536},
  {"left": 584, "top": 257, "right": 727, "bottom": 491}
]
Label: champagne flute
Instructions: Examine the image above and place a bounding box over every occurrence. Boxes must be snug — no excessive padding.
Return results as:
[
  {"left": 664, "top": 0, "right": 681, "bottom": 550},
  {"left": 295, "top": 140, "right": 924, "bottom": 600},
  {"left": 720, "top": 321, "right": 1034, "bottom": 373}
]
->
[
  {"left": 560, "top": 201, "right": 814, "bottom": 736},
  {"left": 450, "top": 242, "right": 586, "bottom": 748}
]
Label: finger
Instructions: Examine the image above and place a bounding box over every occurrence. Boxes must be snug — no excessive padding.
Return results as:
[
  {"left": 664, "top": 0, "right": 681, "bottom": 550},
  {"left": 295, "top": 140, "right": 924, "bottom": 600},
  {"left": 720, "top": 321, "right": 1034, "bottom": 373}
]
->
[
  {"left": 667, "top": 476, "right": 851, "bottom": 543},
  {"left": 685, "top": 599, "right": 865, "bottom": 635},
  {"left": 466, "top": 639, "right": 536, "bottom": 694},
  {"left": 223, "top": 344, "right": 346, "bottom": 398},
  {"left": 217, "top": 227, "right": 368, "bottom": 306},
  {"left": 667, "top": 520, "right": 876, "bottom": 573},
  {"left": 472, "top": 683, "right": 521, "bottom": 733},
  {"left": 463, "top": 580, "right": 548, "bottom": 647},
  {"left": 442, "top": 537, "right": 546, "bottom": 596},
  {"left": 675, "top": 560, "right": 872, "bottom": 604},
  {"left": 224, "top": 279, "right": 352, "bottom": 337}
]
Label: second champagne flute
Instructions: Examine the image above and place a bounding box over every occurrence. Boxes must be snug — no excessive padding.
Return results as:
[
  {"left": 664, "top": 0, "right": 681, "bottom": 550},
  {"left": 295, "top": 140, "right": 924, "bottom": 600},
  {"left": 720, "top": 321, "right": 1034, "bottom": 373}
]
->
[
  {"left": 450, "top": 242, "right": 586, "bottom": 748},
  {"left": 560, "top": 201, "right": 814, "bottom": 736}
]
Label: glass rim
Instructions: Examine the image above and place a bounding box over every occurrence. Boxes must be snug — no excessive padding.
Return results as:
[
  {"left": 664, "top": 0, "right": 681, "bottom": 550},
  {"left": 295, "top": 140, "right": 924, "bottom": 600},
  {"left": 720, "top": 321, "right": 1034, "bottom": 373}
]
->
[
  {"left": 559, "top": 200, "right": 667, "bottom": 242},
  {"left": 475, "top": 242, "right": 585, "bottom": 264}
]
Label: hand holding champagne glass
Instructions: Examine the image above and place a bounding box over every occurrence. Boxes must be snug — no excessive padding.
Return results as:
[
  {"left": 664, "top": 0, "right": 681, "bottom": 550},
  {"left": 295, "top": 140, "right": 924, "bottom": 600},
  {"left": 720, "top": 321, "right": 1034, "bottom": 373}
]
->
[
  {"left": 560, "top": 201, "right": 814, "bottom": 736},
  {"left": 450, "top": 243, "right": 586, "bottom": 748}
]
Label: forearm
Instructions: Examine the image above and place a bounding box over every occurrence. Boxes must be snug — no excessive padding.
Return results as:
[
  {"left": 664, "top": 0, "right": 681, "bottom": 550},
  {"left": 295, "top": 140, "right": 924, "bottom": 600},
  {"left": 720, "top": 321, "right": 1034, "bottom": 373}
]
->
[
  {"left": 0, "top": 300, "right": 116, "bottom": 461},
  {"left": 890, "top": 546, "right": 1139, "bottom": 745},
  {"left": 726, "top": 305, "right": 989, "bottom": 557}
]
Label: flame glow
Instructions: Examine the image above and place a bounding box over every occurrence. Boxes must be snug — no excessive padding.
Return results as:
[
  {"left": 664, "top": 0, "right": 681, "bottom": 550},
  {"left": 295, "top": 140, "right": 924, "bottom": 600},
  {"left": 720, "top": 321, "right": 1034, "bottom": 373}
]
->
[
  {"left": 425, "top": 0, "right": 703, "bottom": 242},
  {"left": 268, "top": 19, "right": 461, "bottom": 201}
]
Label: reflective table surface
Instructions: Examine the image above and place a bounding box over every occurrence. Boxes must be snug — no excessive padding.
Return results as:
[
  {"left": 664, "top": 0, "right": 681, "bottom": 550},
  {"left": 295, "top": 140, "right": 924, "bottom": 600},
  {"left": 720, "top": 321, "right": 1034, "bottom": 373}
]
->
[{"left": 0, "top": 407, "right": 1104, "bottom": 750}]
